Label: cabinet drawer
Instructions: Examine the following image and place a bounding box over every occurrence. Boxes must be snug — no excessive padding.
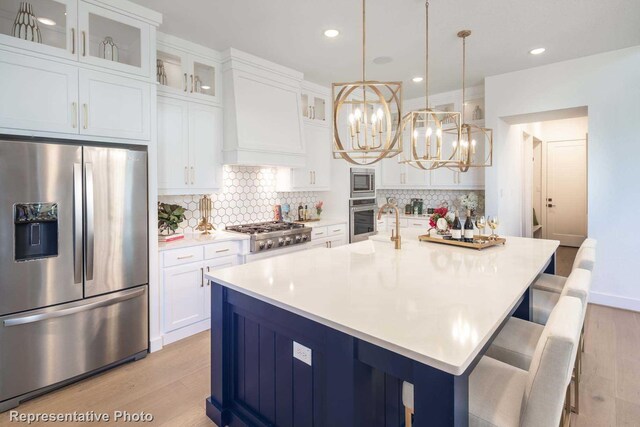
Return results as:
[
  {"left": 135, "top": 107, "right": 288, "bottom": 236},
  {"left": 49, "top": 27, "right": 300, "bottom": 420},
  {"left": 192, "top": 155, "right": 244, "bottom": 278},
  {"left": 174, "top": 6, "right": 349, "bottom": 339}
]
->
[
  {"left": 407, "top": 219, "right": 429, "bottom": 228},
  {"left": 327, "top": 223, "right": 347, "bottom": 237},
  {"left": 389, "top": 219, "right": 409, "bottom": 228},
  {"left": 204, "top": 241, "right": 239, "bottom": 260},
  {"left": 311, "top": 226, "right": 328, "bottom": 239},
  {"left": 163, "top": 246, "right": 204, "bottom": 267}
]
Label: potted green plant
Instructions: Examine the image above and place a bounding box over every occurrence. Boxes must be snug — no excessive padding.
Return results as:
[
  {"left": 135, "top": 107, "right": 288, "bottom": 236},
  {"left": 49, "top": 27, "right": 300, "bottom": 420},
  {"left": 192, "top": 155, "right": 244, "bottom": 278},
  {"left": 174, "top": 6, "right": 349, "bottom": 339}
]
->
[{"left": 158, "top": 202, "right": 186, "bottom": 235}]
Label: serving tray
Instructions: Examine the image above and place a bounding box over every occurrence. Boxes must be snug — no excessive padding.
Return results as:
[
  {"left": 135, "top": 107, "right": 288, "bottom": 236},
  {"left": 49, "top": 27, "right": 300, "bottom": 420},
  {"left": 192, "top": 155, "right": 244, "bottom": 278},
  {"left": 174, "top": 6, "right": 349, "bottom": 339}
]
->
[{"left": 418, "top": 234, "right": 506, "bottom": 250}]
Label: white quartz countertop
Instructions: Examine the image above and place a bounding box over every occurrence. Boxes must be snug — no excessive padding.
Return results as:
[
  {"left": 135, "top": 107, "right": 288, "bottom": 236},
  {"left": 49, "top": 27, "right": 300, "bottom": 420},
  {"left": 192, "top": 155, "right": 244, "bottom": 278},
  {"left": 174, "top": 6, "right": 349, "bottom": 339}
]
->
[
  {"left": 158, "top": 231, "right": 249, "bottom": 251},
  {"left": 295, "top": 218, "right": 348, "bottom": 228},
  {"left": 205, "top": 234, "right": 559, "bottom": 375}
]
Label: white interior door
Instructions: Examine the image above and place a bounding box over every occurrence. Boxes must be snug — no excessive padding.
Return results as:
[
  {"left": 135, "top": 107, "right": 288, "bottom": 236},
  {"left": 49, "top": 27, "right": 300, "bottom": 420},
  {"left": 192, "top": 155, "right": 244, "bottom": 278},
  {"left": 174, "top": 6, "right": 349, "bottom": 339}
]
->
[{"left": 546, "top": 139, "right": 587, "bottom": 246}]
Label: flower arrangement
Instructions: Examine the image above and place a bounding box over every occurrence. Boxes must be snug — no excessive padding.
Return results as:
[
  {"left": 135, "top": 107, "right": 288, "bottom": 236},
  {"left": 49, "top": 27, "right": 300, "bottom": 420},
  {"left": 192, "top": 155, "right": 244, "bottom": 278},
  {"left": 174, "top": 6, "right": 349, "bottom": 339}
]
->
[
  {"left": 460, "top": 192, "right": 481, "bottom": 215},
  {"left": 315, "top": 200, "right": 323, "bottom": 216},
  {"left": 429, "top": 207, "right": 453, "bottom": 231}
]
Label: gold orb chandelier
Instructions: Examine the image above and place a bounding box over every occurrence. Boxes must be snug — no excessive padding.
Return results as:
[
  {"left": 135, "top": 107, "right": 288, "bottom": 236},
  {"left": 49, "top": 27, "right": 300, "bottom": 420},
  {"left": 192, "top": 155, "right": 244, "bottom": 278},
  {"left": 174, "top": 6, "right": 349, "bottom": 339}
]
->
[
  {"left": 441, "top": 30, "right": 493, "bottom": 172},
  {"left": 400, "top": 1, "right": 461, "bottom": 171},
  {"left": 332, "top": 0, "right": 403, "bottom": 165}
]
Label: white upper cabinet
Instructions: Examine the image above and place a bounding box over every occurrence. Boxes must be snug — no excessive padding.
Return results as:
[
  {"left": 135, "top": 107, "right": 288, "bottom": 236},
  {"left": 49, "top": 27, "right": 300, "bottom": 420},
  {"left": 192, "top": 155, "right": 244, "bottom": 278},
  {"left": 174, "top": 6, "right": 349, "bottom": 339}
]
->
[
  {"left": 156, "top": 32, "right": 221, "bottom": 105},
  {"left": 157, "top": 95, "right": 222, "bottom": 195},
  {"left": 277, "top": 81, "right": 332, "bottom": 192},
  {"left": 0, "top": 0, "right": 161, "bottom": 143},
  {"left": 78, "top": 1, "right": 150, "bottom": 77},
  {"left": 0, "top": 0, "right": 77, "bottom": 60},
  {"left": 0, "top": 50, "right": 78, "bottom": 133},
  {"left": 301, "top": 81, "right": 329, "bottom": 126},
  {"left": 222, "top": 48, "right": 306, "bottom": 168},
  {"left": 79, "top": 68, "right": 150, "bottom": 140}
]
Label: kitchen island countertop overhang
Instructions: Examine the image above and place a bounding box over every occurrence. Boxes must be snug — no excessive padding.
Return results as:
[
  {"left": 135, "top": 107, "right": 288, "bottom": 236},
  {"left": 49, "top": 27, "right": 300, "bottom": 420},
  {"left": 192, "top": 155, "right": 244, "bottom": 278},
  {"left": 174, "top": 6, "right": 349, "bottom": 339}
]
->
[{"left": 204, "top": 236, "right": 559, "bottom": 375}]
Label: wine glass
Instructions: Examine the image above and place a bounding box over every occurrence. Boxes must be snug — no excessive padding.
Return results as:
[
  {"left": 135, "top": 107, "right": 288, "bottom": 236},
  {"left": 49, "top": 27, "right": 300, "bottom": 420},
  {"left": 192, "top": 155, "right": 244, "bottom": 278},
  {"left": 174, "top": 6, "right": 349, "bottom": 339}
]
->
[
  {"left": 475, "top": 215, "right": 487, "bottom": 240},
  {"left": 488, "top": 216, "right": 500, "bottom": 240}
]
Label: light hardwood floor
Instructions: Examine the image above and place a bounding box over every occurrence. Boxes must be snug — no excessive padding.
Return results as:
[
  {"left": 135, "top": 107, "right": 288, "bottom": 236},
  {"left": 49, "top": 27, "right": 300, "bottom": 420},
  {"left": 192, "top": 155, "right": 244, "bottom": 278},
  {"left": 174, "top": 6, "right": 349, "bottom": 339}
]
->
[{"left": 1, "top": 257, "right": 638, "bottom": 426}]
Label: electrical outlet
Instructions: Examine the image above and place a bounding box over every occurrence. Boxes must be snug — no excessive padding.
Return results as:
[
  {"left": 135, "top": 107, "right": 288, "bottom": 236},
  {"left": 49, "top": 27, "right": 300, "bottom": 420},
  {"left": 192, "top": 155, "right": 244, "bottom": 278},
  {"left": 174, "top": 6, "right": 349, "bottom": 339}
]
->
[{"left": 293, "top": 341, "right": 312, "bottom": 366}]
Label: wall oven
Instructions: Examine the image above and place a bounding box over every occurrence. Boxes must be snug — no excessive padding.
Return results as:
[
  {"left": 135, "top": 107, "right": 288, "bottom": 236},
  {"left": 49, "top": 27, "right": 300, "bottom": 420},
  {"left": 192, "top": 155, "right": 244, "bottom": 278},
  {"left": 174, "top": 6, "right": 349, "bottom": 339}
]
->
[
  {"left": 349, "top": 198, "right": 377, "bottom": 243},
  {"left": 350, "top": 168, "right": 375, "bottom": 199}
]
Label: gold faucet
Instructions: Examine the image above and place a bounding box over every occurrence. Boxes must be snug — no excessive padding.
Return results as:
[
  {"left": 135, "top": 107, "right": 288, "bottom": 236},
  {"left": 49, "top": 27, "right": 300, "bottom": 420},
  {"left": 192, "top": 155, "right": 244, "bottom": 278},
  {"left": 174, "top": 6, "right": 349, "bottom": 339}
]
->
[{"left": 377, "top": 203, "right": 402, "bottom": 250}]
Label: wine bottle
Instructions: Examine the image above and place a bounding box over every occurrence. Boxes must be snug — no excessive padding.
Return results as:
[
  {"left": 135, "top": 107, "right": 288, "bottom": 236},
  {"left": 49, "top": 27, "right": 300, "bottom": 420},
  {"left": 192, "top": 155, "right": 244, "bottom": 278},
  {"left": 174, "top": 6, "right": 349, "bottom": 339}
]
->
[
  {"left": 464, "top": 209, "right": 475, "bottom": 242},
  {"left": 304, "top": 204, "right": 309, "bottom": 220},
  {"left": 451, "top": 209, "right": 462, "bottom": 241},
  {"left": 298, "top": 203, "right": 304, "bottom": 221}
]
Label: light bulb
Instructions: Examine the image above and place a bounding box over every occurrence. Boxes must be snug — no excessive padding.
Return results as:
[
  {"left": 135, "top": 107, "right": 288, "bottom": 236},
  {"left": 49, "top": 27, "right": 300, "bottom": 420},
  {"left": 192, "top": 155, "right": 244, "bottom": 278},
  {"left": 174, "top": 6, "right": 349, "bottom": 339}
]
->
[
  {"left": 471, "top": 139, "right": 477, "bottom": 147},
  {"left": 452, "top": 140, "right": 458, "bottom": 148},
  {"left": 376, "top": 108, "right": 384, "bottom": 120},
  {"left": 436, "top": 128, "right": 442, "bottom": 137},
  {"left": 354, "top": 108, "right": 362, "bottom": 120},
  {"left": 413, "top": 130, "right": 419, "bottom": 138},
  {"left": 426, "top": 127, "right": 433, "bottom": 137},
  {"left": 349, "top": 113, "right": 355, "bottom": 124}
]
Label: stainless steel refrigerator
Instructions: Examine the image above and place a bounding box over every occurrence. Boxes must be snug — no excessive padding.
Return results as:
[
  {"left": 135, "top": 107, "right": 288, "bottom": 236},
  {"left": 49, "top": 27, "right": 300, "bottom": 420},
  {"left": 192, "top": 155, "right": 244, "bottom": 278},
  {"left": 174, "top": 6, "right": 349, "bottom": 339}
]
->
[{"left": 0, "top": 139, "right": 148, "bottom": 412}]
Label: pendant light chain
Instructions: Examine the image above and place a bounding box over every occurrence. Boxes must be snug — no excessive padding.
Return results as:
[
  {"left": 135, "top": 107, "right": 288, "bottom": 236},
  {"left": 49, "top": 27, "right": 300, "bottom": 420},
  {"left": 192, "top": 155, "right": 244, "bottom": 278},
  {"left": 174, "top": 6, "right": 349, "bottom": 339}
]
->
[{"left": 425, "top": 1, "right": 429, "bottom": 107}]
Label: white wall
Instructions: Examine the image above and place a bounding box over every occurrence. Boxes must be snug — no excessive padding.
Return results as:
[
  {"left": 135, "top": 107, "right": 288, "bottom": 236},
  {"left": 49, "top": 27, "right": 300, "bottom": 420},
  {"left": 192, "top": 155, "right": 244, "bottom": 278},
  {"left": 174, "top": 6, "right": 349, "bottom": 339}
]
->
[{"left": 485, "top": 46, "right": 640, "bottom": 311}]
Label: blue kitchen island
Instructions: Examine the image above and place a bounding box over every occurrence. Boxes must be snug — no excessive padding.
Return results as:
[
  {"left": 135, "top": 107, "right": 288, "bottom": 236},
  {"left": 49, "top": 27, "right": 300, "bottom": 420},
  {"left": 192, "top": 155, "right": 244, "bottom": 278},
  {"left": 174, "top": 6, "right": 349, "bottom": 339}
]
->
[{"left": 205, "top": 236, "right": 558, "bottom": 426}]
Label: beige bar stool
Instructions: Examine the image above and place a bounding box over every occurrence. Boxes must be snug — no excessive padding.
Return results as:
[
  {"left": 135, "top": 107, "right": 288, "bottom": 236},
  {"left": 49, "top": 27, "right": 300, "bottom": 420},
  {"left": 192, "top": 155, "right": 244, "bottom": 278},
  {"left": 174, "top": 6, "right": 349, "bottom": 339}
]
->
[
  {"left": 403, "top": 297, "right": 583, "bottom": 427},
  {"left": 533, "top": 239, "right": 596, "bottom": 295},
  {"left": 486, "top": 268, "right": 591, "bottom": 414}
]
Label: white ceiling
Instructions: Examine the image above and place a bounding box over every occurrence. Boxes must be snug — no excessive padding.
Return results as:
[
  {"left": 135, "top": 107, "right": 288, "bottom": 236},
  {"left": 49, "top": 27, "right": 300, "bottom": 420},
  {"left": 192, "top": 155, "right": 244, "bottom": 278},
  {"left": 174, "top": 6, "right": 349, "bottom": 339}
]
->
[{"left": 132, "top": 0, "right": 640, "bottom": 98}]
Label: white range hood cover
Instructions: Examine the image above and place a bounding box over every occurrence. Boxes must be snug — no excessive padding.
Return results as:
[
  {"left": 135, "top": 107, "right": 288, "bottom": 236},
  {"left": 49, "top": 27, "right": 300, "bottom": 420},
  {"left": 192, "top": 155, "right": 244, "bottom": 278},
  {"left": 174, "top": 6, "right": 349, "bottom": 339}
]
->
[{"left": 222, "top": 48, "right": 306, "bottom": 168}]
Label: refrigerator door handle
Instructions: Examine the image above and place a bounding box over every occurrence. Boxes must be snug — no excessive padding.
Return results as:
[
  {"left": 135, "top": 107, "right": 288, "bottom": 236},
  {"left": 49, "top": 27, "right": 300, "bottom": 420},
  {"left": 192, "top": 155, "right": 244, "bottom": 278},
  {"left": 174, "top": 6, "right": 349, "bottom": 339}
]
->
[
  {"left": 85, "top": 162, "right": 95, "bottom": 282},
  {"left": 3, "top": 287, "right": 145, "bottom": 327},
  {"left": 73, "top": 163, "right": 83, "bottom": 284}
]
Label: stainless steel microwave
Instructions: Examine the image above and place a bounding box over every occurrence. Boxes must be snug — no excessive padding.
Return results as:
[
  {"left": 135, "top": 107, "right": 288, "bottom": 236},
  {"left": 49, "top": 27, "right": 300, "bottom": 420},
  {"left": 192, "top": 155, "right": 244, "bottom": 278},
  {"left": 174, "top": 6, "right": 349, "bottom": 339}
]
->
[{"left": 350, "top": 168, "right": 375, "bottom": 199}]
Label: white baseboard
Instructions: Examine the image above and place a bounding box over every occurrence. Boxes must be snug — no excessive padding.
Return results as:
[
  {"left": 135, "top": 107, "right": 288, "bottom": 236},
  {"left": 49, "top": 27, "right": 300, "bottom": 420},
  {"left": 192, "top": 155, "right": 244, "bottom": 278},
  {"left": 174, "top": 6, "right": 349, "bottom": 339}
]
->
[
  {"left": 149, "top": 336, "right": 163, "bottom": 353},
  {"left": 162, "top": 320, "right": 211, "bottom": 346},
  {"left": 590, "top": 291, "right": 640, "bottom": 312}
]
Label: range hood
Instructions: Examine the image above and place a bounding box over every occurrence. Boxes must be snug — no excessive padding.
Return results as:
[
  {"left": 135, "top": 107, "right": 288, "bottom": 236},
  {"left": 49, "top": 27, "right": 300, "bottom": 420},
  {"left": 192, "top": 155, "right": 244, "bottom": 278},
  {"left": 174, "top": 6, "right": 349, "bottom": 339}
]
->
[{"left": 222, "top": 48, "right": 306, "bottom": 168}]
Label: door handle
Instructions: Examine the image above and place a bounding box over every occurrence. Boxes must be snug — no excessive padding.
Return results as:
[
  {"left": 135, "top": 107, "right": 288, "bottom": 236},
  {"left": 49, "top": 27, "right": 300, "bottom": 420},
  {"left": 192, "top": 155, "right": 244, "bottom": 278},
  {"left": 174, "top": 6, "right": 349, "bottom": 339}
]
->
[
  {"left": 3, "top": 287, "right": 145, "bottom": 327},
  {"left": 547, "top": 204, "right": 555, "bottom": 208},
  {"left": 83, "top": 103, "right": 88, "bottom": 129},
  {"left": 71, "top": 27, "right": 75, "bottom": 54},
  {"left": 81, "top": 30, "right": 86, "bottom": 56},
  {"left": 72, "top": 102, "right": 77, "bottom": 128},
  {"left": 73, "top": 163, "right": 82, "bottom": 284},
  {"left": 85, "top": 163, "right": 95, "bottom": 282}
]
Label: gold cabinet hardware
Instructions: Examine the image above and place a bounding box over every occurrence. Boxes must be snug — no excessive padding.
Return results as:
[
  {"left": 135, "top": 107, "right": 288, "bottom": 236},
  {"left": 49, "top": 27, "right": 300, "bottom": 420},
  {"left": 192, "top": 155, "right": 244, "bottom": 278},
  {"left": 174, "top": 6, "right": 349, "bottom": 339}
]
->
[
  {"left": 184, "top": 73, "right": 187, "bottom": 92},
  {"left": 72, "top": 102, "right": 77, "bottom": 128},
  {"left": 71, "top": 28, "right": 75, "bottom": 54},
  {"left": 177, "top": 254, "right": 194, "bottom": 260},
  {"left": 215, "top": 249, "right": 229, "bottom": 253},
  {"left": 82, "top": 103, "right": 88, "bottom": 129},
  {"left": 200, "top": 267, "right": 204, "bottom": 287},
  {"left": 81, "top": 31, "right": 86, "bottom": 56}
]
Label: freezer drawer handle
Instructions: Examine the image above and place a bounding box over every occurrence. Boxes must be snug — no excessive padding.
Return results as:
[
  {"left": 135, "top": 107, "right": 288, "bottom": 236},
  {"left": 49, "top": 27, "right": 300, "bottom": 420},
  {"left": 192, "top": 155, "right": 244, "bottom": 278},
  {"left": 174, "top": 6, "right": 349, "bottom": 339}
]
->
[{"left": 3, "top": 287, "right": 145, "bottom": 327}]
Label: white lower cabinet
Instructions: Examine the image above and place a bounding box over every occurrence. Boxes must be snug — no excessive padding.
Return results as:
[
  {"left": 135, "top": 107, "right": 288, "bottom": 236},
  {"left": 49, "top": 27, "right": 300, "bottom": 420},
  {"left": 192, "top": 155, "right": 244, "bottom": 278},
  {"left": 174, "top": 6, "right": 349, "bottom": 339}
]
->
[
  {"left": 0, "top": 51, "right": 78, "bottom": 134},
  {"left": 158, "top": 96, "right": 222, "bottom": 195},
  {"left": 163, "top": 262, "right": 207, "bottom": 333},
  {"left": 307, "top": 224, "right": 348, "bottom": 249},
  {"left": 78, "top": 69, "right": 151, "bottom": 140},
  {"left": 161, "top": 245, "right": 239, "bottom": 344}
]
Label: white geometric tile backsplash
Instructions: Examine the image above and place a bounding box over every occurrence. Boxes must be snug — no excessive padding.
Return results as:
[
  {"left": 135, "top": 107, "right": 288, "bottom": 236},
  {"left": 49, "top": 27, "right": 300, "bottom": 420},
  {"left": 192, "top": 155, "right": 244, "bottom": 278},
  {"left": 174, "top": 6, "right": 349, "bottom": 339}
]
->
[{"left": 159, "top": 165, "right": 323, "bottom": 233}]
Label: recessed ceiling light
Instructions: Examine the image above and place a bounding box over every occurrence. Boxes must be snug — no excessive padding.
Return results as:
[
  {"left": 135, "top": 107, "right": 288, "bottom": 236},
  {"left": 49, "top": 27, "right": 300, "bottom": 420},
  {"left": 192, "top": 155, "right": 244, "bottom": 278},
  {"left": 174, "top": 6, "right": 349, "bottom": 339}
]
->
[
  {"left": 373, "top": 56, "right": 393, "bottom": 65},
  {"left": 529, "top": 47, "right": 546, "bottom": 55},
  {"left": 412, "top": 76, "right": 424, "bottom": 83},
  {"left": 37, "top": 17, "right": 56, "bottom": 26},
  {"left": 324, "top": 29, "right": 339, "bottom": 38}
]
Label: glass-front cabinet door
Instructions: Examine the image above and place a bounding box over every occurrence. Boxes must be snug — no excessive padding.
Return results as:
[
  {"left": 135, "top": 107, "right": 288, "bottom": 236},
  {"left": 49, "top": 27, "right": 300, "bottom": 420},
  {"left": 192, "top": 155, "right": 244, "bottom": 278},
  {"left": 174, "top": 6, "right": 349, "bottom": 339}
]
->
[
  {"left": 189, "top": 54, "right": 219, "bottom": 103},
  {"left": 78, "top": 1, "right": 149, "bottom": 77},
  {"left": 0, "top": 0, "right": 76, "bottom": 59},
  {"left": 156, "top": 44, "right": 188, "bottom": 93}
]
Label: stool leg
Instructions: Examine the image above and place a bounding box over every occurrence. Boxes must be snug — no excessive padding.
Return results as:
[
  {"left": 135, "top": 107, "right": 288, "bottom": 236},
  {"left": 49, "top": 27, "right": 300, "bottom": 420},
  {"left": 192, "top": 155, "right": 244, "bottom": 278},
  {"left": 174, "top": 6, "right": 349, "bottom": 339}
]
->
[{"left": 405, "top": 406, "right": 413, "bottom": 427}]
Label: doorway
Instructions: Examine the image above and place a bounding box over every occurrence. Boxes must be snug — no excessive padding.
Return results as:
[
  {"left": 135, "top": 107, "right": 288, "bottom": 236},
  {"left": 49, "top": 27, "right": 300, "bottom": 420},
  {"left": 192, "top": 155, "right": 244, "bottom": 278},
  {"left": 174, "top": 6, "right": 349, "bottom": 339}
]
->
[{"left": 521, "top": 116, "right": 588, "bottom": 247}]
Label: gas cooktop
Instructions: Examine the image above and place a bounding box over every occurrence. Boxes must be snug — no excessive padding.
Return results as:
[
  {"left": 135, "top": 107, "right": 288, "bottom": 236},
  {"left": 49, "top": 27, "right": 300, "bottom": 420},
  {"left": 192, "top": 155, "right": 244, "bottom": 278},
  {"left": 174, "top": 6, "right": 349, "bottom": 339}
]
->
[{"left": 226, "top": 221, "right": 311, "bottom": 252}]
